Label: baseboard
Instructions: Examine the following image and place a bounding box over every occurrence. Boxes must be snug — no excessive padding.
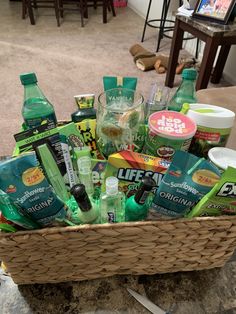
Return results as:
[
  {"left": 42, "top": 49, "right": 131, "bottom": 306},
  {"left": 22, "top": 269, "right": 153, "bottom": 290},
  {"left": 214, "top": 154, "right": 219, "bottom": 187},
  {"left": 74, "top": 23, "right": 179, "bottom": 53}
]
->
[
  {"left": 222, "top": 72, "right": 236, "bottom": 85},
  {"left": 128, "top": 3, "right": 146, "bottom": 20}
]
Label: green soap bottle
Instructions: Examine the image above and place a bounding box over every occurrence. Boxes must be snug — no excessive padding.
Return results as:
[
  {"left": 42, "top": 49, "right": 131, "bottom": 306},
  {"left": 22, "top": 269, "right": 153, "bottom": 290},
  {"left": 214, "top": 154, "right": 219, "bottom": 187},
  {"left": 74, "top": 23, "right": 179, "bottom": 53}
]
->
[
  {"left": 125, "top": 176, "right": 156, "bottom": 222},
  {"left": 100, "top": 177, "right": 125, "bottom": 224},
  {"left": 71, "top": 94, "right": 96, "bottom": 123},
  {"left": 168, "top": 68, "right": 197, "bottom": 112},
  {"left": 70, "top": 184, "right": 99, "bottom": 224},
  {"left": 20, "top": 72, "right": 57, "bottom": 129}
]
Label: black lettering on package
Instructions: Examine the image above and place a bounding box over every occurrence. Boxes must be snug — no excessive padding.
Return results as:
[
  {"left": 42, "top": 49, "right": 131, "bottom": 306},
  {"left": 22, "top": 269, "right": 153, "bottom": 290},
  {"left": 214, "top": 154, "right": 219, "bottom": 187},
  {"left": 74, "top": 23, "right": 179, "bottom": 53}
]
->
[{"left": 217, "top": 182, "right": 236, "bottom": 197}]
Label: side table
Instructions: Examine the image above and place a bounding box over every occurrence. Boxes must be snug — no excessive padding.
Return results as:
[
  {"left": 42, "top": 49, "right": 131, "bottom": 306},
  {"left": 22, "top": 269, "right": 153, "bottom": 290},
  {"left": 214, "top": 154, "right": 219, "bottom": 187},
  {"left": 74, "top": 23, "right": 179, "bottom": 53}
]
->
[{"left": 165, "top": 16, "right": 236, "bottom": 90}]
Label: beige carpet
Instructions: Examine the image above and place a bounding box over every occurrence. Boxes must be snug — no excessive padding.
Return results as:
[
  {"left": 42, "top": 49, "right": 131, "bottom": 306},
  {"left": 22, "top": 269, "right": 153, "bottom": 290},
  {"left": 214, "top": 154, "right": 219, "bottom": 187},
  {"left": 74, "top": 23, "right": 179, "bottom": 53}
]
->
[{"left": 0, "top": 0, "right": 229, "bottom": 156}]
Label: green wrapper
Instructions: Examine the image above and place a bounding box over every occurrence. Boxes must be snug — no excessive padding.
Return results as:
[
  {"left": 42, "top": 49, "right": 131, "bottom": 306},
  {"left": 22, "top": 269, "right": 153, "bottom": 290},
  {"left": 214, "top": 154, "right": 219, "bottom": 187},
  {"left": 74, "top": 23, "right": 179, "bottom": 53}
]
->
[{"left": 188, "top": 167, "right": 236, "bottom": 217}]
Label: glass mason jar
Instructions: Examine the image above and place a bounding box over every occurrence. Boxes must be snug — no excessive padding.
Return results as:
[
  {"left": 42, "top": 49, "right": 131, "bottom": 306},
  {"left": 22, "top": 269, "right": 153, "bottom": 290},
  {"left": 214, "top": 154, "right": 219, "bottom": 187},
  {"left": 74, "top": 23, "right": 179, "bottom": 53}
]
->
[{"left": 96, "top": 88, "right": 145, "bottom": 159}]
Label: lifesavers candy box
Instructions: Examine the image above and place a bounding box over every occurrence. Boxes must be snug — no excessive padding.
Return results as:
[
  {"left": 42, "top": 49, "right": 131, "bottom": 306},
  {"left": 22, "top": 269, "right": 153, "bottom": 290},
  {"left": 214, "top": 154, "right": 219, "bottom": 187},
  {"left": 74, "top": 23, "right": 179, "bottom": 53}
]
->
[{"left": 104, "top": 151, "right": 170, "bottom": 197}]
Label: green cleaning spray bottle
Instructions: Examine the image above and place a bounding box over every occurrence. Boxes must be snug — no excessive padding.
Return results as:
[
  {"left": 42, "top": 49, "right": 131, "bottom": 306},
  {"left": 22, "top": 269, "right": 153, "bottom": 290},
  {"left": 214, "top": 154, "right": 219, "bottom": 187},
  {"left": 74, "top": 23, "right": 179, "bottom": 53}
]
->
[
  {"left": 70, "top": 184, "right": 99, "bottom": 224},
  {"left": 20, "top": 72, "right": 57, "bottom": 129},
  {"left": 100, "top": 177, "right": 125, "bottom": 223},
  {"left": 125, "top": 176, "right": 156, "bottom": 222}
]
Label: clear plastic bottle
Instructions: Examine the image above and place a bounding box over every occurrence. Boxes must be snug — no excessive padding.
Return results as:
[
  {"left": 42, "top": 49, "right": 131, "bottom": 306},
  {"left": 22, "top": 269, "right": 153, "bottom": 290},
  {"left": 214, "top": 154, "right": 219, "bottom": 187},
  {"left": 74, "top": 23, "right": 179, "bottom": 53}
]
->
[
  {"left": 168, "top": 68, "right": 197, "bottom": 112},
  {"left": 100, "top": 177, "right": 125, "bottom": 223},
  {"left": 20, "top": 72, "right": 57, "bottom": 129},
  {"left": 77, "top": 156, "right": 94, "bottom": 196}
]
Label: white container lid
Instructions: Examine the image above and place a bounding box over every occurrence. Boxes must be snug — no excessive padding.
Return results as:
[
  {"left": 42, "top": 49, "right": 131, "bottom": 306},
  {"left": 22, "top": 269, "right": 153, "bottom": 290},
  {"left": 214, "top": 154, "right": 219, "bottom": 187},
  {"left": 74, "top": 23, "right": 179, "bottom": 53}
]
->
[
  {"left": 208, "top": 147, "right": 236, "bottom": 170},
  {"left": 187, "top": 104, "right": 235, "bottom": 129}
]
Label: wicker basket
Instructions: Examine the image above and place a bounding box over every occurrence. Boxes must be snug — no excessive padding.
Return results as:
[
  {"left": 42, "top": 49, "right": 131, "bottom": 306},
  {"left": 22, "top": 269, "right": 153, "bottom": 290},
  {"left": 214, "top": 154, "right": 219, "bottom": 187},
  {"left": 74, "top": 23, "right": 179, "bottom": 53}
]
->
[{"left": 1, "top": 216, "right": 236, "bottom": 285}]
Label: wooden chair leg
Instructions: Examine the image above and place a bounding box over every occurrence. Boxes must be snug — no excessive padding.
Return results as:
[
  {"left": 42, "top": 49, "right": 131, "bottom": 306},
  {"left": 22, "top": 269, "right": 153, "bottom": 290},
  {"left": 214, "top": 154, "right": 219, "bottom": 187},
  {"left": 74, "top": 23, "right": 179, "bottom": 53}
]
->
[
  {"left": 33, "top": 0, "right": 37, "bottom": 9},
  {"left": 79, "top": 0, "right": 85, "bottom": 27},
  {"left": 22, "top": 0, "right": 27, "bottom": 19},
  {"left": 26, "top": 0, "right": 36, "bottom": 25},
  {"left": 103, "top": 0, "right": 107, "bottom": 23},
  {"left": 54, "top": 0, "right": 60, "bottom": 26},
  {"left": 109, "top": 0, "right": 116, "bottom": 16},
  {"left": 94, "top": 0, "right": 97, "bottom": 9},
  {"left": 84, "top": 0, "right": 88, "bottom": 18}
]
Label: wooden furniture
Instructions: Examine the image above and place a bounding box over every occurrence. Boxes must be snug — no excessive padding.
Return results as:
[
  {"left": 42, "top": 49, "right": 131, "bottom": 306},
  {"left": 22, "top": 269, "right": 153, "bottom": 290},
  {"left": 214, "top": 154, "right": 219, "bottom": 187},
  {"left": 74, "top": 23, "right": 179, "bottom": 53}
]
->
[
  {"left": 85, "top": 0, "right": 116, "bottom": 23},
  {"left": 165, "top": 16, "right": 236, "bottom": 90},
  {"left": 56, "top": 0, "right": 85, "bottom": 27},
  {"left": 25, "top": 0, "right": 60, "bottom": 25},
  {"left": 24, "top": 0, "right": 85, "bottom": 26}
]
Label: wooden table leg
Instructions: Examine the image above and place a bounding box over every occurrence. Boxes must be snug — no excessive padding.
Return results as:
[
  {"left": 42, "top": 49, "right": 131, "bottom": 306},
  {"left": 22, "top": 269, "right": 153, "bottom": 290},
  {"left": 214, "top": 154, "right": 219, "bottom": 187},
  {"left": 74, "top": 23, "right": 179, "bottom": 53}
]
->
[
  {"left": 211, "top": 44, "right": 231, "bottom": 84},
  {"left": 165, "top": 18, "right": 184, "bottom": 88},
  {"left": 196, "top": 36, "right": 220, "bottom": 90}
]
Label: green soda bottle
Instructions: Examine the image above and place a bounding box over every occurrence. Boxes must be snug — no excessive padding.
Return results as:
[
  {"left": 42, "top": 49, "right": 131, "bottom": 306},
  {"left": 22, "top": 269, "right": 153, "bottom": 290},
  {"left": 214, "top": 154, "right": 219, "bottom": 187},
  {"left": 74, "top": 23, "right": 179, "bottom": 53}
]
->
[
  {"left": 168, "top": 68, "right": 197, "bottom": 112},
  {"left": 20, "top": 72, "right": 57, "bottom": 129}
]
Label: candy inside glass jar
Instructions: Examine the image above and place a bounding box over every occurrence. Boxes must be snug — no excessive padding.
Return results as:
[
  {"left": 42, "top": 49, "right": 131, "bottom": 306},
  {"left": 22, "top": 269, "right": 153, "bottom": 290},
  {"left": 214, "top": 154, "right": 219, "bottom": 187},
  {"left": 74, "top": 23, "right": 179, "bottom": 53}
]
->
[{"left": 96, "top": 88, "right": 145, "bottom": 159}]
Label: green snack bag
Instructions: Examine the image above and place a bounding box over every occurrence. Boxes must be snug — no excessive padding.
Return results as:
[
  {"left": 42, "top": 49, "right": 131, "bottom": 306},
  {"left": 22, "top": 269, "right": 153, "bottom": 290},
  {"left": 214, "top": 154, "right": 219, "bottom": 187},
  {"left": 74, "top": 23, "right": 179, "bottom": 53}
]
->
[
  {"left": 103, "top": 76, "right": 137, "bottom": 91},
  {"left": 188, "top": 167, "right": 236, "bottom": 217},
  {"left": 0, "top": 153, "right": 68, "bottom": 227},
  {"left": 151, "top": 150, "right": 221, "bottom": 218},
  {"left": 0, "top": 190, "right": 39, "bottom": 229}
]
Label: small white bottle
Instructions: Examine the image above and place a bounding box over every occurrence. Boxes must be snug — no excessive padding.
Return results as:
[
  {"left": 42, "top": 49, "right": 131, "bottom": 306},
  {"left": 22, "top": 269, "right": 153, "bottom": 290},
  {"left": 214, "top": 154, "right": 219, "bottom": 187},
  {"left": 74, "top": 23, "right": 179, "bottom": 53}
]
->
[{"left": 100, "top": 177, "right": 125, "bottom": 223}]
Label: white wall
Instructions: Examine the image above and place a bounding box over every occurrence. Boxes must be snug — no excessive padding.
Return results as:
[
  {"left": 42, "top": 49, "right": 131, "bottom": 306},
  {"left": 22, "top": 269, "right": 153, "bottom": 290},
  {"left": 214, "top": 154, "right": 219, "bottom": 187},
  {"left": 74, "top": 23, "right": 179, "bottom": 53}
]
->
[{"left": 128, "top": 1, "right": 236, "bottom": 85}]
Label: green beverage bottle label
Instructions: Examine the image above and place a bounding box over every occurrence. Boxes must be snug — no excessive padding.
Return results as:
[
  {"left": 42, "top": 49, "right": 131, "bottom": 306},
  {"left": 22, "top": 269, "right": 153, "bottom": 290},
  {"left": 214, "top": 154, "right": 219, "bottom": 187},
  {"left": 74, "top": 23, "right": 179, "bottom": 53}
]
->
[{"left": 25, "top": 112, "right": 57, "bottom": 129}]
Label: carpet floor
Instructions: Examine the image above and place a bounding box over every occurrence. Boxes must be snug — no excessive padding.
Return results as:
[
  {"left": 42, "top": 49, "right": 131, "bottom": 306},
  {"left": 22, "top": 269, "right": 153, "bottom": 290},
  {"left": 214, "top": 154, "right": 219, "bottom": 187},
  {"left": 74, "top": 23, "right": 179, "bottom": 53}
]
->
[{"left": 0, "top": 0, "right": 230, "bottom": 155}]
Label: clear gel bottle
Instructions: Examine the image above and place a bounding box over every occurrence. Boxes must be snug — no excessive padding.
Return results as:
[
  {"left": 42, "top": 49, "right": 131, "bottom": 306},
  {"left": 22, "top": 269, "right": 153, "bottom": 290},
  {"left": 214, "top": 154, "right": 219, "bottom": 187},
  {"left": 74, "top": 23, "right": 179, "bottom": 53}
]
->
[
  {"left": 70, "top": 184, "right": 99, "bottom": 224},
  {"left": 100, "top": 177, "right": 125, "bottom": 223},
  {"left": 77, "top": 156, "right": 94, "bottom": 196},
  {"left": 125, "top": 176, "right": 156, "bottom": 222}
]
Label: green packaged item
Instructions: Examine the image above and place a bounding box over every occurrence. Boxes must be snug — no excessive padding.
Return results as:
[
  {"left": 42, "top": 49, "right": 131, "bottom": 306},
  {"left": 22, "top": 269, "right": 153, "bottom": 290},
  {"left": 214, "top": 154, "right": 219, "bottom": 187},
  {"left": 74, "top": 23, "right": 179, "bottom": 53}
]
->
[
  {"left": 103, "top": 76, "right": 137, "bottom": 91},
  {"left": 71, "top": 94, "right": 96, "bottom": 123},
  {"left": 0, "top": 153, "right": 68, "bottom": 227},
  {"left": 14, "top": 122, "right": 66, "bottom": 177},
  {"left": 151, "top": 151, "right": 221, "bottom": 218},
  {"left": 0, "top": 190, "right": 39, "bottom": 229},
  {"left": 188, "top": 167, "right": 236, "bottom": 217},
  {"left": 0, "top": 223, "right": 17, "bottom": 233},
  {"left": 58, "top": 122, "right": 85, "bottom": 149},
  {"left": 36, "top": 144, "right": 70, "bottom": 202}
]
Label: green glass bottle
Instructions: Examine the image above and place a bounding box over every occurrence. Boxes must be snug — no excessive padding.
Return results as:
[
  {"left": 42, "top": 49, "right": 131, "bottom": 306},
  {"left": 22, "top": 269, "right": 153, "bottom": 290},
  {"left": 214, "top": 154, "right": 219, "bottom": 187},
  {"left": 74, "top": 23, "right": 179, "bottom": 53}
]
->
[
  {"left": 20, "top": 72, "right": 57, "bottom": 129},
  {"left": 168, "top": 68, "right": 197, "bottom": 112}
]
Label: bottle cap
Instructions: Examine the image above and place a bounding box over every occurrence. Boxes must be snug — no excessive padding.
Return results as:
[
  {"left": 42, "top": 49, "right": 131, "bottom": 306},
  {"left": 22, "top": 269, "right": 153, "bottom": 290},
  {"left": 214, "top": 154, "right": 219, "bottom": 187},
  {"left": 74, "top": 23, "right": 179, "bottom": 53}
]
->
[
  {"left": 20, "top": 72, "right": 38, "bottom": 85},
  {"left": 106, "top": 177, "right": 118, "bottom": 195},
  {"left": 182, "top": 68, "right": 197, "bottom": 80},
  {"left": 134, "top": 176, "right": 156, "bottom": 205},
  {"left": 70, "top": 184, "right": 92, "bottom": 212}
]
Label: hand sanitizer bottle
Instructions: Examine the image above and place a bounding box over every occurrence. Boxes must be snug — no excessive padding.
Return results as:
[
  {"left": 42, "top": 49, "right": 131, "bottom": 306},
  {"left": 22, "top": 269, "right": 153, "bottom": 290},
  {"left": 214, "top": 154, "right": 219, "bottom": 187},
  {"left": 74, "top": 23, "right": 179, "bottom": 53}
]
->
[
  {"left": 70, "top": 184, "right": 99, "bottom": 224},
  {"left": 125, "top": 176, "right": 156, "bottom": 222},
  {"left": 100, "top": 177, "right": 125, "bottom": 223}
]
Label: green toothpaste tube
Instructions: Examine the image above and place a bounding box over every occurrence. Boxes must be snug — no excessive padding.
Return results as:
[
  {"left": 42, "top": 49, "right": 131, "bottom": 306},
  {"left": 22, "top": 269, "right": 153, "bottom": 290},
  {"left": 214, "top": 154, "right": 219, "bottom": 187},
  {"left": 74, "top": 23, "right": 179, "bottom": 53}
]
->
[
  {"left": 188, "top": 166, "right": 236, "bottom": 217},
  {"left": 36, "top": 143, "right": 70, "bottom": 202}
]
